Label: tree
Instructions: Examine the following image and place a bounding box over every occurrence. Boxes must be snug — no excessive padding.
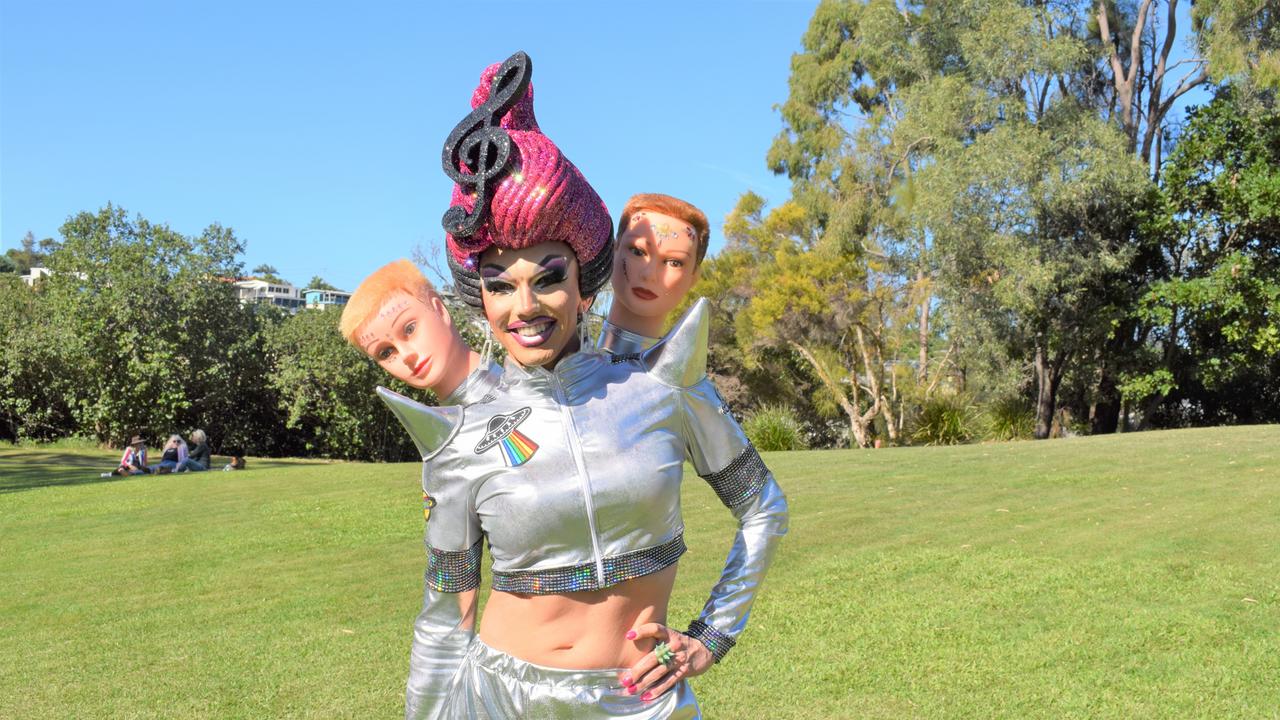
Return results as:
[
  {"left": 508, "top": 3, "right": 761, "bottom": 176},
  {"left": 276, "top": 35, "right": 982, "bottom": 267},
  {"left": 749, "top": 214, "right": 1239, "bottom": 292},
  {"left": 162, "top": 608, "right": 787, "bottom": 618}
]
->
[
  {"left": 264, "top": 307, "right": 418, "bottom": 461},
  {"left": 0, "top": 255, "right": 15, "bottom": 274},
  {"left": 767, "top": 0, "right": 1152, "bottom": 440},
  {"left": 1194, "top": 0, "right": 1280, "bottom": 90},
  {"left": 38, "top": 205, "right": 273, "bottom": 447},
  {"left": 306, "top": 275, "right": 340, "bottom": 291},
  {"left": 252, "top": 264, "right": 286, "bottom": 284},
  {"left": 1123, "top": 87, "right": 1280, "bottom": 424},
  {"left": 4, "top": 231, "right": 61, "bottom": 274},
  {"left": 0, "top": 276, "right": 78, "bottom": 441}
]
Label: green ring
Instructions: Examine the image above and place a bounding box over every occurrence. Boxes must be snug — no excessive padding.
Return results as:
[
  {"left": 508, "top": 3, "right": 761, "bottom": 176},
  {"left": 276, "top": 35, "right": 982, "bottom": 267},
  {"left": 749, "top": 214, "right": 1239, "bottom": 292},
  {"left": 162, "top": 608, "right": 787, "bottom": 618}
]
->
[{"left": 654, "top": 642, "right": 675, "bottom": 667}]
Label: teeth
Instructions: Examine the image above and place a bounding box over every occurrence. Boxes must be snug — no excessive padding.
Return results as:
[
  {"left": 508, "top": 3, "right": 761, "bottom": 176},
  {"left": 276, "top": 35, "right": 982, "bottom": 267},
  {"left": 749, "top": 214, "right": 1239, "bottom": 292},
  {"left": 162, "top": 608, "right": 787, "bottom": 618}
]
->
[{"left": 513, "top": 322, "right": 551, "bottom": 337}]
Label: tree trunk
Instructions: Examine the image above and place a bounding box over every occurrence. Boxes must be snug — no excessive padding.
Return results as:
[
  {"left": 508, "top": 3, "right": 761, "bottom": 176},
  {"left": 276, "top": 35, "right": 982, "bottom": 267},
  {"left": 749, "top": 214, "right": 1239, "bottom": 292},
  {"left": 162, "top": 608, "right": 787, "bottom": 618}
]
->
[
  {"left": 789, "top": 340, "right": 873, "bottom": 448},
  {"left": 917, "top": 269, "right": 930, "bottom": 385},
  {"left": 1091, "top": 326, "right": 1131, "bottom": 434},
  {"left": 1092, "top": 366, "right": 1121, "bottom": 434},
  {"left": 1033, "top": 341, "right": 1067, "bottom": 440}
]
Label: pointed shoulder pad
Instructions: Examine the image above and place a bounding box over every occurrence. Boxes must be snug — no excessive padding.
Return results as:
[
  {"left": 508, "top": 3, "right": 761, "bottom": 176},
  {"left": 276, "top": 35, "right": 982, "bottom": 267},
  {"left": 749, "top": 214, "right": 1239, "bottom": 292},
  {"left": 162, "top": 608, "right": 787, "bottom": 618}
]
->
[
  {"left": 643, "top": 297, "right": 710, "bottom": 388},
  {"left": 377, "top": 386, "right": 463, "bottom": 460}
]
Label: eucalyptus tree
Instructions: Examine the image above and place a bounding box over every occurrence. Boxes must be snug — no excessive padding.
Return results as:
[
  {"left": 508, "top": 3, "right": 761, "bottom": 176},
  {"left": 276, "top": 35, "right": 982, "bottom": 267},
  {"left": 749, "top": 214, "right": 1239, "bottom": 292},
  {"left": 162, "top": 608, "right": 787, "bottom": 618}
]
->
[{"left": 768, "top": 0, "right": 1152, "bottom": 438}]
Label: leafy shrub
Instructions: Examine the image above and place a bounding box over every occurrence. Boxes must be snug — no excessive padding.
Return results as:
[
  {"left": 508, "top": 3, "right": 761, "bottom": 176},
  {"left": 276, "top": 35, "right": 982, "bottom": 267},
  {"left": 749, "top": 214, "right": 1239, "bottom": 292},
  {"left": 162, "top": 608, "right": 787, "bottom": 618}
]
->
[
  {"left": 985, "top": 396, "right": 1035, "bottom": 441},
  {"left": 743, "top": 404, "right": 809, "bottom": 451},
  {"left": 911, "top": 393, "right": 981, "bottom": 445}
]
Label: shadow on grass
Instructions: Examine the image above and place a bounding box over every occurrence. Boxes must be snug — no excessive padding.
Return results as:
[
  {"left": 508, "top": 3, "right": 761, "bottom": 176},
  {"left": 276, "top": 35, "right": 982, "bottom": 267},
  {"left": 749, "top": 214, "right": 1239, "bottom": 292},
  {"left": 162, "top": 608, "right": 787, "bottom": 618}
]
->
[
  {"left": 0, "top": 451, "right": 300, "bottom": 493},
  {"left": 0, "top": 450, "right": 129, "bottom": 493}
]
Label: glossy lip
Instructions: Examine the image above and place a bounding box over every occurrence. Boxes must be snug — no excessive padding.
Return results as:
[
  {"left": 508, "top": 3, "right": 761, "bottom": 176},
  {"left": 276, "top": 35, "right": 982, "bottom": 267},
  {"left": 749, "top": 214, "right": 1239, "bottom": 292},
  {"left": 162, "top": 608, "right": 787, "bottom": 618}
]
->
[
  {"left": 507, "top": 315, "right": 555, "bottom": 329},
  {"left": 412, "top": 357, "right": 433, "bottom": 378},
  {"left": 507, "top": 316, "right": 557, "bottom": 348},
  {"left": 631, "top": 287, "right": 658, "bottom": 301}
]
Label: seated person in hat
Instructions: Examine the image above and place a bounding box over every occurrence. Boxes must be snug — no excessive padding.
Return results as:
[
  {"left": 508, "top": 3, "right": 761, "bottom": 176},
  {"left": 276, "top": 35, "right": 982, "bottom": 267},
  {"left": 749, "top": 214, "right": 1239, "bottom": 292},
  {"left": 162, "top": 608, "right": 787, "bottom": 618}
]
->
[
  {"left": 111, "top": 436, "right": 150, "bottom": 476},
  {"left": 598, "top": 193, "right": 711, "bottom": 355}
]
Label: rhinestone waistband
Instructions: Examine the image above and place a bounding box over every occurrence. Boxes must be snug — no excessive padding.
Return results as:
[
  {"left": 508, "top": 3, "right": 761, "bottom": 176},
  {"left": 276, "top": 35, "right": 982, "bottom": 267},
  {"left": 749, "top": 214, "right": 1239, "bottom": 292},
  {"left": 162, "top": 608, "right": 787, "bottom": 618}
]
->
[{"left": 491, "top": 534, "right": 687, "bottom": 594}]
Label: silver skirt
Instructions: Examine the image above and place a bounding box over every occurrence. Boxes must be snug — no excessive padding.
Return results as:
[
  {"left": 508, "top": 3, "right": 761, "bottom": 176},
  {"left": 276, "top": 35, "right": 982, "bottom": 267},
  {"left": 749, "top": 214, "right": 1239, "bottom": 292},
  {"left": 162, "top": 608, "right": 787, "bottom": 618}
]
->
[{"left": 439, "top": 639, "right": 701, "bottom": 719}]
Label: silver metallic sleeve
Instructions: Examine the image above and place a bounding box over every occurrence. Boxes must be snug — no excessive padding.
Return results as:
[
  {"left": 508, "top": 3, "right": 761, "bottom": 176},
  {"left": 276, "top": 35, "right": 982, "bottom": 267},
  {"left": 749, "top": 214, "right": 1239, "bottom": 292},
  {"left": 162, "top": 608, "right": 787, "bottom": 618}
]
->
[
  {"left": 680, "top": 379, "right": 789, "bottom": 663},
  {"left": 406, "top": 452, "right": 484, "bottom": 719},
  {"left": 405, "top": 576, "right": 476, "bottom": 720}
]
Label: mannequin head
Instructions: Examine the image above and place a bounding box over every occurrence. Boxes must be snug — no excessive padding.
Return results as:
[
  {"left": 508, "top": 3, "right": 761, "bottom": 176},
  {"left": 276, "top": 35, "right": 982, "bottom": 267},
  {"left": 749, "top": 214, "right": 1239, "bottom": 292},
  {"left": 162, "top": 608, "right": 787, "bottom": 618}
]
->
[
  {"left": 608, "top": 193, "right": 709, "bottom": 337},
  {"left": 341, "top": 260, "right": 475, "bottom": 397}
]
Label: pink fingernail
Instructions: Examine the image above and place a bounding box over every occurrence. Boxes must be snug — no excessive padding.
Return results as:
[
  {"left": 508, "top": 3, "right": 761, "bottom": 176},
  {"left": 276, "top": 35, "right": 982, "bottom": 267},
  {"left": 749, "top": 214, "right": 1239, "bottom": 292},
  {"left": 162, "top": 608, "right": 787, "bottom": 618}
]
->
[
  {"left": 625, "top": 630, "right": 637, "bottom": 640},
  {"left": 627, "top": 686, "right": 638, "bottom": 695},
  {"left": 641, "top": 692, "right": 653, "bottom": 702},
  {"left": 621, "top": 675, "right": 633, "bottom": 687}
]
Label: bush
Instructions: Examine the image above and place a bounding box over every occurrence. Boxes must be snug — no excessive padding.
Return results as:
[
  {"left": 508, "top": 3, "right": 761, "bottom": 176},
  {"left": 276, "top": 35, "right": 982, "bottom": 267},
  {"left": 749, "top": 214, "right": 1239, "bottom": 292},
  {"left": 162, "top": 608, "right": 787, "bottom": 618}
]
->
[
  {"left": 911, "top": 393, "right": 981, "bottom": 445},
  {"left": 985, "top": 396, "right": 1035, "bottom": 441},
  {"left": 743, "top": 404, "right": 809, "bottom": 451}
]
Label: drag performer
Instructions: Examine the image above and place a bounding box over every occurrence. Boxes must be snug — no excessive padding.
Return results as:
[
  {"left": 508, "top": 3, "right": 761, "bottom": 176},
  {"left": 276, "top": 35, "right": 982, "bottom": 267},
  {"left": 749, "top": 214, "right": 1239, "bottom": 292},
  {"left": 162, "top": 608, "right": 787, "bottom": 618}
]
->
[
  {"left": 378, "top": 51, "right": 787, "bottom": 719},
  {"left": 599, "top": 194, "right": 710, "bottom": 356},
  {"left": 340, "top": 259, "right": 500, "bottom": 406}
]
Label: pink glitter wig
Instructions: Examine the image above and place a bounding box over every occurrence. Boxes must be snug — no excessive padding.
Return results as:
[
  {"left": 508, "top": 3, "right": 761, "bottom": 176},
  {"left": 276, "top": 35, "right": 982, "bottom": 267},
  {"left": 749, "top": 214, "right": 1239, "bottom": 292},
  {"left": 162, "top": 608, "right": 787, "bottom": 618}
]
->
[{"left": 442, "top": 53, "right": 613, "bottom": 307}]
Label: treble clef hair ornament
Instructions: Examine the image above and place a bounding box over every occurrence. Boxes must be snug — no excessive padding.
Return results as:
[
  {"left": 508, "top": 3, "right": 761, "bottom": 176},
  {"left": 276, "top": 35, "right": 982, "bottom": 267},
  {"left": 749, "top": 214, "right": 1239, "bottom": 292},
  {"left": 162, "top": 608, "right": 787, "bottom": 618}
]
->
[
  {"left": 440, "top": 51, "right": 533, "bottom": 240},
  {"left": 440, "top": 52, "right": 614, "bottom": 308}
]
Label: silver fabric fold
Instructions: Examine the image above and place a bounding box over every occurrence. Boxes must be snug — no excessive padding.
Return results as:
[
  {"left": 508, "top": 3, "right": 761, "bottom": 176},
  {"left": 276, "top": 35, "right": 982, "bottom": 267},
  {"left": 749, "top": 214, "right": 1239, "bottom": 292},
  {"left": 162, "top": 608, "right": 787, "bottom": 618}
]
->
[
  {"left": 595, "top": 319, "right": 659, "bottom": 356},
  {"left": 676, "top": 377, "right": 790, "bottom": 661},
  {"left": 440, "top": 639, "right": 701, "bottom": 719},
  {"left": 406, "top": 576, "right": 477, "bottom": 720},
  {"left": 443, "top": 361, "right": 502, "bottom": 406}
]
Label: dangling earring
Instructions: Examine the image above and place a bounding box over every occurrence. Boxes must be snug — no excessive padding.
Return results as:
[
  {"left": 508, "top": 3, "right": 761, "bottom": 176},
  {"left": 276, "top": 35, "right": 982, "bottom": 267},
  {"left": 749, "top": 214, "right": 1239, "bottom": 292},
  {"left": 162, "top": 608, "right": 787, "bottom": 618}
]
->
[
  {"left": 577, "top": 311, "right": 590, "bottom": 350},
  {"left": 477, "top": 319, "right": 495, "bottom": 364}
]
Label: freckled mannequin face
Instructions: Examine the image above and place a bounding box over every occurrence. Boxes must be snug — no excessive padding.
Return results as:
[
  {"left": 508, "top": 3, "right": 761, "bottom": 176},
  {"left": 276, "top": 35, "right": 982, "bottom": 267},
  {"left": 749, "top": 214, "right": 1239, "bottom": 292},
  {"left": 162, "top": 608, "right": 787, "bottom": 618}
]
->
[
  {"left": 611, "top": 210, "right": 700, "bottom": 322},
  {"left": 478, "top": 242, "right": 592, "bottom": 369},
  {"left": 358, "top": 291, "right": 459, "bottom": 390}
]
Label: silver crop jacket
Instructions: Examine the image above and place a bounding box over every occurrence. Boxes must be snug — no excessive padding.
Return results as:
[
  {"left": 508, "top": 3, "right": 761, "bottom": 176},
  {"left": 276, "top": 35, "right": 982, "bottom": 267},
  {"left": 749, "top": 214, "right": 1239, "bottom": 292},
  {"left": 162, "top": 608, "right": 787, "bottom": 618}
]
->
[{"left": 380, "top": 300, "right": 789, "bottom": 720}]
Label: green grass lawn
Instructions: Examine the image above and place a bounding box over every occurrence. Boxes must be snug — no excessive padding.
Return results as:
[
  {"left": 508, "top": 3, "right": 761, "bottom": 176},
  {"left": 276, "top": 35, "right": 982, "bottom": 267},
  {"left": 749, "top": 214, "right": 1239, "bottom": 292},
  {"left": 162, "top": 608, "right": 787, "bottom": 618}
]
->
[{"left": 2, "top": 426, "right": 1278, "bottom": 719}]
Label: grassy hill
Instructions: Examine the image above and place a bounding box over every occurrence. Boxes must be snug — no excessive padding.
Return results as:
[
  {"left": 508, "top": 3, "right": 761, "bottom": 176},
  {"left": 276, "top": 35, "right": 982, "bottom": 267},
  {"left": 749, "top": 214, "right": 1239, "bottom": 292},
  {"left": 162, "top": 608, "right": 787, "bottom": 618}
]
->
[{"left": 2, "top": 426, "right": 1277, "bottom": 719}]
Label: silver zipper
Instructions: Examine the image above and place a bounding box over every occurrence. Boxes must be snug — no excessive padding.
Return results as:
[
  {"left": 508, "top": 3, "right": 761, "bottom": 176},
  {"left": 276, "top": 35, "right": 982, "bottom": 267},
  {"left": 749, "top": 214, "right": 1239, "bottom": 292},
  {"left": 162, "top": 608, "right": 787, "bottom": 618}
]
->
[{"left": 552, "top": 374, "right": 607, "bottom": 586}]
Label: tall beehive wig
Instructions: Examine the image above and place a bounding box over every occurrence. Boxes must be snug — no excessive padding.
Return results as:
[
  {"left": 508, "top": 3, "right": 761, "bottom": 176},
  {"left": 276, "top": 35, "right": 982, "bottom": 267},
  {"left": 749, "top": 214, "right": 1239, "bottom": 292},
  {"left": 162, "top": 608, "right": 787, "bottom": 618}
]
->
[{"left": 441, "top": 52, "right": 613, "bottom": 307}]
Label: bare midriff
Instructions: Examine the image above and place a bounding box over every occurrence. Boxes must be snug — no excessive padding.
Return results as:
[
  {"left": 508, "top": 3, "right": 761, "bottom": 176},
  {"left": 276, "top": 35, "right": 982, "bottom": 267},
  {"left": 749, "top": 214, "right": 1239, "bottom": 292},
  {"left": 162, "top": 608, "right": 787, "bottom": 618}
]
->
[{"left": 477, "top": 564, "right": 678, "bottom": 669}]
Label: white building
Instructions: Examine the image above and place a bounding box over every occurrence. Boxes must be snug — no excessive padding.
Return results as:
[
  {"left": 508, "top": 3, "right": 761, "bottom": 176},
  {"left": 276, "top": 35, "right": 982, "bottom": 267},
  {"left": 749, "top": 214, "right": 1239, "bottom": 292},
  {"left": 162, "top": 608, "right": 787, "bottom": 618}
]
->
[
  {"left": 20, "top": 267, "right": 53, "bottom": 286},
  {"left": 303, "top": 288, "right": 352, "bottom": 310},
  {"left": 234, "top": 279, "right": 304, "bottom": 311}
]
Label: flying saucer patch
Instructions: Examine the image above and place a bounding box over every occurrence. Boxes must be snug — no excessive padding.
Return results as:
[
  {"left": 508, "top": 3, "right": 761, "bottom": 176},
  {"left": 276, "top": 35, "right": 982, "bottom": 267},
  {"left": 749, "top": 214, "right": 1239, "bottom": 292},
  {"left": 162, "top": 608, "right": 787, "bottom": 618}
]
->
[
  {"left": 422, "top": 493, "right": 436, "bottom": 522},
  {"left": 474, "top": 407, "right": 538, "bottom": 466}
]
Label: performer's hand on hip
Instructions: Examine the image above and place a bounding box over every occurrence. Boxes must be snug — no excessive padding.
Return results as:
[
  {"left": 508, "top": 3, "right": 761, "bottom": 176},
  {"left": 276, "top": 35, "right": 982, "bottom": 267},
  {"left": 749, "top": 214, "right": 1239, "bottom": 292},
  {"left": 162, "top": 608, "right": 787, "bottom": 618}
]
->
[{"left": 617, "top": 622, "right": 714, "bottom": 702}]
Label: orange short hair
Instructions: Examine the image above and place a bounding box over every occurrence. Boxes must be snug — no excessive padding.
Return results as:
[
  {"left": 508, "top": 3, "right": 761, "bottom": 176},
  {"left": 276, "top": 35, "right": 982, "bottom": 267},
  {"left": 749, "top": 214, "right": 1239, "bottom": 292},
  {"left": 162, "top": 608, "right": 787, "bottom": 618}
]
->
[
  {"left": 339, "top": 259, "right": 439, "bottom": 345},
  {"left": 617, "top": 193, "right": 710, "bottom": 267}
]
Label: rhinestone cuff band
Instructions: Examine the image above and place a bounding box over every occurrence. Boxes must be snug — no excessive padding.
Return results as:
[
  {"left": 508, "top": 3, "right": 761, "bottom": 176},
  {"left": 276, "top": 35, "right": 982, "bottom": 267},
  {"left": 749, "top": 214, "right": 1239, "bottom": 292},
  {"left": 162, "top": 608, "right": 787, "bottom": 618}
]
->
[
  {"left": 700, "top": 444, "right": 768, "bottom": 508},
  {"left": 686, "top": 619, "right": 736, "bottom": 663},
  {"left": 491, "top": 534, "right": 687, "bottom": 594},
  {"left": 426, "top": 539, "right": 482, "bottom": 592}
]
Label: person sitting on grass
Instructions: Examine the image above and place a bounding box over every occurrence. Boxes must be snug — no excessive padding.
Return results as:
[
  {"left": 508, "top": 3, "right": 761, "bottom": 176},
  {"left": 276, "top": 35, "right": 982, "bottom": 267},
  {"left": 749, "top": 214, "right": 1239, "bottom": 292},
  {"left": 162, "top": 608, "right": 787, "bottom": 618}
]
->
[
  {"left": 177, "top": 429, "right": 211, "bottom": 472},
  {"left": 154, "top": 434, "right": 188, "bottom": 474},
  {"left": 110, "top": 436, "right": 149, "bottom": 476}
]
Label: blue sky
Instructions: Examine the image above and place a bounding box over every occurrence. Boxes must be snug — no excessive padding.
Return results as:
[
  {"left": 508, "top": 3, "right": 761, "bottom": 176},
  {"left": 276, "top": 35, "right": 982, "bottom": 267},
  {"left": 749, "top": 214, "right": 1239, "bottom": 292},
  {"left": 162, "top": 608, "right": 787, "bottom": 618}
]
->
[{"left": 2, "top": 1, "right": 815, "bottom": 291}]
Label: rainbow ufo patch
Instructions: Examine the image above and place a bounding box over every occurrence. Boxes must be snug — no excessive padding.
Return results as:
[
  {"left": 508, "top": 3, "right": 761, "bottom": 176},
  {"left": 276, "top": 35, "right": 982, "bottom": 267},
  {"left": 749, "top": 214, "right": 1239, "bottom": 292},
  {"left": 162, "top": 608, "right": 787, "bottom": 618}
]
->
[{"left": 474, "top": 407, "right": 538, "bottom": 467}]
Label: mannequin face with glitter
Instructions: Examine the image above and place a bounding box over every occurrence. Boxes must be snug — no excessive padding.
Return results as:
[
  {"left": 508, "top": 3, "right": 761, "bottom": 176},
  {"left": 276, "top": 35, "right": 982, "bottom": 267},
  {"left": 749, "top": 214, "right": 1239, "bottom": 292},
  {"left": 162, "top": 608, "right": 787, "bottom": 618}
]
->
[
  {"left": 479, "top": 242, "right": 592, "bottom": 370},
  {"left": 612, "top": 210, "right": 700, "bottom": 323},
  {"left": 358, "top": 291, "right": 466, "bottom": 391}
]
